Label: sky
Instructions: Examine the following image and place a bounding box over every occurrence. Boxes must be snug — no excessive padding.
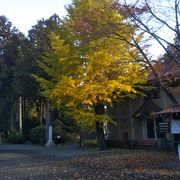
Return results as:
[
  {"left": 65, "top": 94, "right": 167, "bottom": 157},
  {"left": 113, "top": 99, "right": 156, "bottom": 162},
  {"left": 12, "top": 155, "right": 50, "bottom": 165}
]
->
[
  {"left": 0, "top": 0, "right": 166, "bottom": 58},
  {"left": 0, "top": 0, "right": 72, "bottom": 35}
]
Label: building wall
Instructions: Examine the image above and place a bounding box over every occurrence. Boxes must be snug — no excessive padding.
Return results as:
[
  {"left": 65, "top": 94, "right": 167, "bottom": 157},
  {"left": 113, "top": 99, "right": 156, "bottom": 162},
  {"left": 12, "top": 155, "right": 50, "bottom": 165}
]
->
[
  {"left": 107, "top": 96, "right": 143, "bottom": 140},
  {"left": 134, "top": 118, "right": 143, "bottom": 140},
  {"left": 107, "top": 87, "right": 180, "bottom": 141}
]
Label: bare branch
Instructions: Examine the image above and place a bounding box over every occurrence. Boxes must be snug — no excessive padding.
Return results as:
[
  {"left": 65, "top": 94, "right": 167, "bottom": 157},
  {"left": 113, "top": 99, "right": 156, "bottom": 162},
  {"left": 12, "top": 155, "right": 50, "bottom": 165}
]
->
[
  {"left": 144, "top": 0, "right": 177, "bottom": 33},
  {"left": 175, "top": 0, "right": 180, "bottom": 41}
]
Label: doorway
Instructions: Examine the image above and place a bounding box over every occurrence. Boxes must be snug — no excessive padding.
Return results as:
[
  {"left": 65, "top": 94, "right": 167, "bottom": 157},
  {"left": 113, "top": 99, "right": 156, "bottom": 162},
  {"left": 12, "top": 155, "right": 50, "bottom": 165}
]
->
[{"left": 146, "top": 118, "right": 155, "bottom": 138}]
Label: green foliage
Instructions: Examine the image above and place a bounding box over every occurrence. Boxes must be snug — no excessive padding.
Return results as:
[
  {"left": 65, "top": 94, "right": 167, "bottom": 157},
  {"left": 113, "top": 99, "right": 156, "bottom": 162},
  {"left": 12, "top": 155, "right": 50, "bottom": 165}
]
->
[
  {"left": 30, "top": 125, "right": 46, "bottom": 144},
  {"left": 52, "top": 119, "right": 65, "bottom": 138},
  {"left": 0, "top": 16, "right": 27, "bottom": 132},
  {"left": 67, "top": 109, "right": 114, "bottom": 131},
  {"left": 52, "top": 108, "right": 79, "bottom": 142},
  {"left": 7, "top": 129, "right": 24, "bottom": 144}
]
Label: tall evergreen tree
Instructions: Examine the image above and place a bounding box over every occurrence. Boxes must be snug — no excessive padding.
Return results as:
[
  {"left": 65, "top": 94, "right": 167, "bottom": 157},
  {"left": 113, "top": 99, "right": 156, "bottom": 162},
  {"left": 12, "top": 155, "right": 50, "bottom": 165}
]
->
[
  {"left": 27, "top": 14, "right": 63, "bottom": 121},
  {"left": 0, "top": 16, "right": 27, "bottom": 133}
]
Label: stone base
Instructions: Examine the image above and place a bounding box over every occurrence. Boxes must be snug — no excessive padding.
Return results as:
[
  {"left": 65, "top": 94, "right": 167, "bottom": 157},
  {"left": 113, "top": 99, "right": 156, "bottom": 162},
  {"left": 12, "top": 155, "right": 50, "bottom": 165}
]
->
[{"left": 45, "top": 141, "right": 55, "bottom": 147}]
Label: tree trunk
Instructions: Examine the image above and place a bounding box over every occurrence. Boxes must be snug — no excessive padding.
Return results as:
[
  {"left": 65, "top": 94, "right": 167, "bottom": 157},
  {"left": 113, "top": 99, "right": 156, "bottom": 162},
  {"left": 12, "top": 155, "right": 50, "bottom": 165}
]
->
[
  {"left": 15, "top": 98, "right": 19, "bottom": 129},
  {"left": 45, "top": 100, "right": 50, "bottom": 142},
  {"left": 79, "top": 129, "right": 83, "bottom": 147},
  {"left": 95, "top": 104, "right": 106, "bottom": 150},
  {"left": 40, "top": 101, "right": 43, "bottom": 124},
  {"left": 23, "top": 98, "right": 26, "bottom": 121},
  {"left": 10, "top": 95, "right": 14, "bottom": 129}
]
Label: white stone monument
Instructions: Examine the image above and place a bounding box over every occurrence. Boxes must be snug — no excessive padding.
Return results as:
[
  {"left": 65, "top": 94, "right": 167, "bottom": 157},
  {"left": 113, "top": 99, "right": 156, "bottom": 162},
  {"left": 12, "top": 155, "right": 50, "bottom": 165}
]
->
[
  {"left": 45, "top": 126, "right": 55, "bottom": 146},
  {"left": 178, "top": 144, "right": 180, "bottom": 160}
]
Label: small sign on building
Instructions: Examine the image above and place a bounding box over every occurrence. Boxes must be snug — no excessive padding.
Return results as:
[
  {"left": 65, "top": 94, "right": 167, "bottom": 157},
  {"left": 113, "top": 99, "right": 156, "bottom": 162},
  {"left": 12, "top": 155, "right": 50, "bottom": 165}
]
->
[{"left": 158, "top": 122, "right": 170, "bottom": 133}]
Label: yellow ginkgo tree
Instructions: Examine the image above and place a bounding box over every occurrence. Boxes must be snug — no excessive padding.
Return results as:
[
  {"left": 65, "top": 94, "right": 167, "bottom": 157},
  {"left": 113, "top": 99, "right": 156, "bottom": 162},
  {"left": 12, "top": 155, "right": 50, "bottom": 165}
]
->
[{"left": 36, "top": 0, "right": 149, "bottom": 150}]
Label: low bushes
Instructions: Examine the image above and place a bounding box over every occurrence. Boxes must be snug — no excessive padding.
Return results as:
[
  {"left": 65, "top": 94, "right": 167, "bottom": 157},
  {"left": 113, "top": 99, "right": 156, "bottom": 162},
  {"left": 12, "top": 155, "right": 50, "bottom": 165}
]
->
[
  {"left": 30, "top": 125, "right": 46, "bottom": 145},
  {"left": 7, "top": 129, "right": 24, "bottom": 144},
  {"left": 52, "top": 120, "right": 78, "bottom": 144}
]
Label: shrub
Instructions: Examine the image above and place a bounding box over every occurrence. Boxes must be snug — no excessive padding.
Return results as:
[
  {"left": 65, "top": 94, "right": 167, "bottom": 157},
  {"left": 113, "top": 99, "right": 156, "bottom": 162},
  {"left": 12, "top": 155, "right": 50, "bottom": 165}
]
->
[
  {"left": 30, "top": 125, "right": 46, "bottom": 145},
  {"left": 7, "top": 129, "right": 24, "bottom": 144},
  {"left": 23, "top": 117, "right": 40, "bottom": 141},
  {"left": 53, "top": 120, "right": 66, "bottom": 144}
]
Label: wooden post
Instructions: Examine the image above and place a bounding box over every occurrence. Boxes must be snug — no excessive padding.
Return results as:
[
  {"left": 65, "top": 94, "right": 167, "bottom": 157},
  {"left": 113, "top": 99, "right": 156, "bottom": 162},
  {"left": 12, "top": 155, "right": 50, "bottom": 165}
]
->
[
  {"left": 19, "top": 96, "right": 23, "bottom": 135},
  {"left": 153, "top": 117, "right": 157, "bottom": 139},
  {"left": 178, "top": 144, "right": 180, "bottom": 160},
  {"left": 129, "top": 101, "right": 135, "bottom": 139}
]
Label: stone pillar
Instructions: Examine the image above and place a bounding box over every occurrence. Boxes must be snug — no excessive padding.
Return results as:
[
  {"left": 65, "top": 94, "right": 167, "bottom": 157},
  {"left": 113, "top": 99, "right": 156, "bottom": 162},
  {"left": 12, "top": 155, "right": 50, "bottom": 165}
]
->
[
  {"left": 45, "top": 100, "right": 50, "bottom": 142},
  {"left": 45, "top": 126, "right": 54, "bottom": 146}
]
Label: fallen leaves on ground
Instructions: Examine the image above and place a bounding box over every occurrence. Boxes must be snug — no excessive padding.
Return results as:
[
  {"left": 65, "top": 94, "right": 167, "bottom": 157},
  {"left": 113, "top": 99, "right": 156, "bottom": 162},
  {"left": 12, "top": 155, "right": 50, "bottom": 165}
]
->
[{"left": 65, "top": 149, "right": 180, "bottom": 180}]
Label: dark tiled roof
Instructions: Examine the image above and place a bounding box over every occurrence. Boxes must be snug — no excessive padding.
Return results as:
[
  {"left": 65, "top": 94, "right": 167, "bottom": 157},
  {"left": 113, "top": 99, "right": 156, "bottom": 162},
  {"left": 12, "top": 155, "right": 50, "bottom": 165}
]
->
[
  {"left": 154, "top": 104, "right": 180, "bottom": 117},
  {"left": 148, "top": 60, "right": 180, "bottom": 83},
  {"left": 133, "top": 101, "right": 163, "bottom": 118}
]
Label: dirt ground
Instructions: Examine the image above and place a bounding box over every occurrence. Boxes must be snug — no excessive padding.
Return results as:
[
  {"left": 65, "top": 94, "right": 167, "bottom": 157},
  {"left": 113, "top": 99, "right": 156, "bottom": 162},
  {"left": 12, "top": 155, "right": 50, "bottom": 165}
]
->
[{"left": 0, "top": 144, "right": 179, "bottom": 179}]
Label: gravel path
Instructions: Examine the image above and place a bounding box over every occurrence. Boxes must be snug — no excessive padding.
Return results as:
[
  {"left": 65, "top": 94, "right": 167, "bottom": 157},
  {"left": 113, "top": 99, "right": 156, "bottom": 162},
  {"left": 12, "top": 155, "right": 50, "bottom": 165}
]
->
[
  {"left": 0, "top": 143, "right": 91, "bottom": 180},
  {"left": 0, "top": 143, "right": 179, "bottom": 179}
]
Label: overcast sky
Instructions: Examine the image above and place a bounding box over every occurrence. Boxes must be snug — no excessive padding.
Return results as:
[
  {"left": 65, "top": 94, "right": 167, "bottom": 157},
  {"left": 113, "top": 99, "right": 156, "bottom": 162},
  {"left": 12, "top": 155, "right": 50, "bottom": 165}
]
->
[
  {"left": 0, "top": 0, "right": 72, "bottom": 35},
  {"left": 0, "top": 0, "right": 165, "bottom": 58}
]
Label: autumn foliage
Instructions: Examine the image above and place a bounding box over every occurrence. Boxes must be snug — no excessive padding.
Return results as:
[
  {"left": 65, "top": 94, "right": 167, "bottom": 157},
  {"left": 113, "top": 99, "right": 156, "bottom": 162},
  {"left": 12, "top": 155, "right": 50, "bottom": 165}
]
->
[{"left": 35, "top": 0, "right": 148, "bottom": 149}]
